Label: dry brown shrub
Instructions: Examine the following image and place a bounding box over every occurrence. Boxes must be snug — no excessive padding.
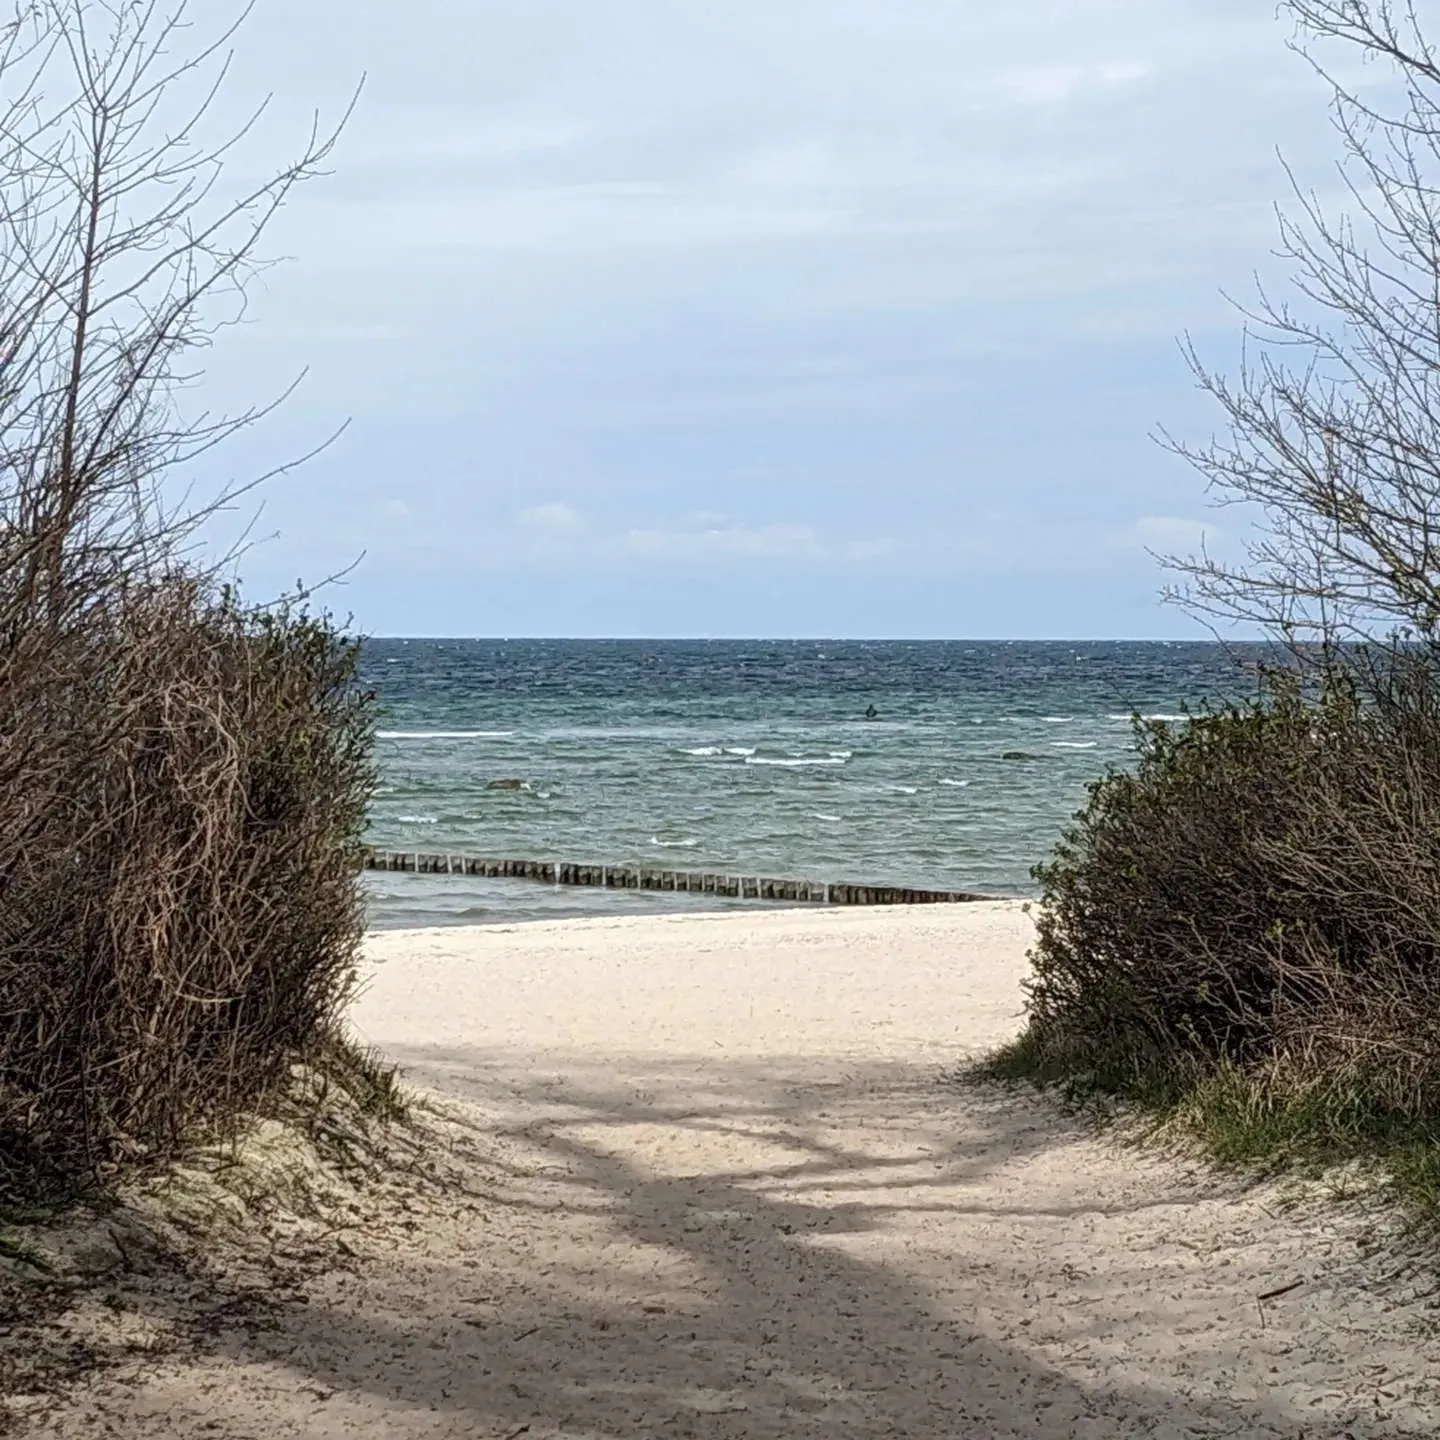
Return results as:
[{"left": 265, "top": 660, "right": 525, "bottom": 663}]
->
[
  {"left": 0, "top": 579, "right": 374, "bottom": 1203},
  {"left": 1020, "top": 662, "right": 1440, "bottom": 1127},
  {"left": 0, "top": 0, "right": 374, "bottom": 1205}
]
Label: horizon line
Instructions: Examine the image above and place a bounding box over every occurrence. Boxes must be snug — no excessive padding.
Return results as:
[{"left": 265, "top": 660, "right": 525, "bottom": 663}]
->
[{"left": 359, "top": 634, "right": 1262, "bottom": 644}]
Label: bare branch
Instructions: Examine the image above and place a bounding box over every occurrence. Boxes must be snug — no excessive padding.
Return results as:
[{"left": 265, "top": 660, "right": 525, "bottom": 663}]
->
[{"left": 1164, "top": 3, "right": 1440, "bottom": 657}]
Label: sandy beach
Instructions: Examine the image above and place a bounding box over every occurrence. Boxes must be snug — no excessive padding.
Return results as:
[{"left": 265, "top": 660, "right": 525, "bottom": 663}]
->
[{"left": 23, "top": 902, "right": 1440, "bottom": 1437}]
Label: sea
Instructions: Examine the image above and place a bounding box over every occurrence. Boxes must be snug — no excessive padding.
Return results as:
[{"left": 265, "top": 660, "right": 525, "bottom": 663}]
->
[{"left": 359, "top": 639, "right": 1263, "bottom": 930}]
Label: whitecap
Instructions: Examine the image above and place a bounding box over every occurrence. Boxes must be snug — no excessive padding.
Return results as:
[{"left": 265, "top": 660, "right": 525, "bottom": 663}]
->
[
  {"left": 1042, "top": 716, "right": 1073, "bottom": 723},
  {"left": 829, "top": 749, "right": 853, "bottom": 760},
  {"left": 813, "top": 811, "right": 841, "bottom": 822},
  {"left": 1052, "top": 741, "right": 1098, "bottom": 750},
  {"left": 396, "top": 814, "right": 438, "bottom": 824},
  {"left": 745, "top": 755, "right": 846, "bottom": 768},
  {"left": 725, "top": 746, "right": 757, "bottom": 757},
  {"left": 887, "top": 785, "right": 919, "bottom": 795},
  {"left": 1142, "top": 713, "right": 1187, "bottom": 722},
  {"left": 377, "top": 730, "right": 515, "bottom": 740},
  {"left": 680, "top": 746, "right": 722, "bottom": 756},
  {"left": 939, "top": 778, "right": 971, "bottom": 788},
  {"left": 650, "top": 835, "right": 700, "bottom": 849}
]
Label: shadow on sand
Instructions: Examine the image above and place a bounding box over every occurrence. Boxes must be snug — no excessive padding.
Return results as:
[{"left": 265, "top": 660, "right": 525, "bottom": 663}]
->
[{"left": 54, "top": 1045, "right": 1371, "bottom": 1440}]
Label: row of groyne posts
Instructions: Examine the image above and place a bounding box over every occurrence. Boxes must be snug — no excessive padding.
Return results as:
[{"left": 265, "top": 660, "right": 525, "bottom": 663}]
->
[{"left": 363, "top": 850, "right": 995, "bottom": 907}]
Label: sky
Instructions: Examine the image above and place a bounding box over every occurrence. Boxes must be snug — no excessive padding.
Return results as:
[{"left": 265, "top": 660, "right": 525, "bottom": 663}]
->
[{"left": 181, "top": 0, "right": 1352, "bottom": 638}]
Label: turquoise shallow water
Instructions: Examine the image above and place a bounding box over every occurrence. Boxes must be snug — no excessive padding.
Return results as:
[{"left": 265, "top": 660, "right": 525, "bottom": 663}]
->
[{"left": 359, "top": 639, "right": 1260, "bottom": 929}]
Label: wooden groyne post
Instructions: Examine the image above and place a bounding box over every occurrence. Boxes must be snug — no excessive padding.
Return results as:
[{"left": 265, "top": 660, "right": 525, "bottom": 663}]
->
[{"left": 361, "top": 850, "right": 995, "bottom": 906}]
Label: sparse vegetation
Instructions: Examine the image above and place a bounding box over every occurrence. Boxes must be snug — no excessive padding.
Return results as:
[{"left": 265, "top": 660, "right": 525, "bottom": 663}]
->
[
  {"left": 0, "top": 1, "right": 383, "bottom": 1210},
  {"left": 982, "top": 669, "right": 1440, "bottom": 1225},
  {"left": 0, "top": 583, "right": 379, "bottom": 1203},
  {"left": 987, "top": 1, "right": 1440, "bottom": 1231}
]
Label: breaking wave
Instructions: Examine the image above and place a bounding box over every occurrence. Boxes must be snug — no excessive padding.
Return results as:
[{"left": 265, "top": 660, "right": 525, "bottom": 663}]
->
[{"left": 745, "top": 755, "right": 847, "bottom": 768}]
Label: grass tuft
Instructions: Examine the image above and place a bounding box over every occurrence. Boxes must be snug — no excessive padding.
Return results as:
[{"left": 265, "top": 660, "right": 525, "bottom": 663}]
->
[
  {"left": 990, "top": 665, "right": 1440, "bottom": 1241},
  {"left": 979, "top": 1037, "right": 1440, "bottom": 1233},
  {"left": 0, "top": 1232, "right": 53, "bottom": 1273}
]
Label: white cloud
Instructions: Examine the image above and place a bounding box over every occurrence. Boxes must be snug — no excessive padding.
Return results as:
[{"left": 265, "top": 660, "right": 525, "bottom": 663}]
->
[
  {"left": 625, "top": 522, "right": 826, "bottom": 560},
  {"left": 218, "top": 0, "right": 1323, "bottom": 634},
  {"left": 844, "top": 536, "right": 899, "bottom": 561},
  {"left": 1128, "top": 515, "right": 1223, "bottom": 554},
  {"left": 1098, "top": 61, "right": 1152, "bottom": 86},
  {"left": 517, "top": 501, "right": 586, "bottom": 531},
  {"left": 492, "top": 514, "right": 906, "bottom": 568},
  {"left": 353, "top": 111, "right": 588, "bottom": 168},
  {"left": 997, "top": 61, "right": 1151, "bottom": 105}
]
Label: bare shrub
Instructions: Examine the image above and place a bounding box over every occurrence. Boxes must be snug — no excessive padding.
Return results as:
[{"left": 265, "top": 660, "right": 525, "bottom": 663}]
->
[
  {"left": 1164, "top": 2, "right": 1440, "bottom": 647},
  {"left": 0, "top": 2, "right": 374, "bottom": 1204},
  {"left": 991, "top": 6, "right": 1440, "bottom": 1215},
  {"left": 1013, "top": 665, "right": 1440, "bottom": 1148},
  {"left": 0, "top": 581, "right": 375, "bottom": 1201}
]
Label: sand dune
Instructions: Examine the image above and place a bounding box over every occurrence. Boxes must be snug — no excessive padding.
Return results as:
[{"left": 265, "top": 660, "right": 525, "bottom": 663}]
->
[{"left": 24, "top": 904, "right": 1440, "bottom": 1437}]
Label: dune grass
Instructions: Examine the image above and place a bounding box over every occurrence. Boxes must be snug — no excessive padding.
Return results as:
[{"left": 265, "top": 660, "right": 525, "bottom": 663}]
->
[{"left": 978, "top": 1036, "right": 1440, "bottom": 1233}]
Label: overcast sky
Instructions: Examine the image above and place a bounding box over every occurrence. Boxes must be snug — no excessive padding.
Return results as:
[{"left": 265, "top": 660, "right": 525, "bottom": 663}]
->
[{"left": 195, "top": 0, "right": 1346, "bottom": 638}]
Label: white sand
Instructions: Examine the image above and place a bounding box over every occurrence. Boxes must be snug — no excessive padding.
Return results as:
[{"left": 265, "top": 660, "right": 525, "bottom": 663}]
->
[{"left": 24, "top": 903, "right": 1440, "bottom": 1436}]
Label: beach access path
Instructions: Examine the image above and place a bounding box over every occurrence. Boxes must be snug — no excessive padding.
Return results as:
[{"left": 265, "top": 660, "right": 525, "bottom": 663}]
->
[{"left": 30, "top": 905, "right": 1440, "bottom": 1437}]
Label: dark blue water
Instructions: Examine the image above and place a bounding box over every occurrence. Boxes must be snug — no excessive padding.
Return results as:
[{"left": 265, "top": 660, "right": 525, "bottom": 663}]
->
[{"left": 359, "top": 639, "right": 1262, "bottom": 928}]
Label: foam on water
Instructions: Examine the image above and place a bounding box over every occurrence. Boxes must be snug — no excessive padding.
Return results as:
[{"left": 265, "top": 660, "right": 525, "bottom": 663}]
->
[
  {"left": 745, "top": 755, "right": 847, "bottom": 768},
  {"left": 360, "top": 638, "right": 1259, "bottom": 927}
]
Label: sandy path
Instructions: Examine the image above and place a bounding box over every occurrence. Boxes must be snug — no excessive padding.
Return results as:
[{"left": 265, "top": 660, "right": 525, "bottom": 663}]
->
[{"left": 24, "top": 904, "right": 1440, "bottom": 1437}]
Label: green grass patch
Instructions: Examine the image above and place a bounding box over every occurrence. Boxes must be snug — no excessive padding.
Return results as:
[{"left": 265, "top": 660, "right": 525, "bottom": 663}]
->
[
  {"left": 312, "top": 1038, "right": 407, "bottom": 1125},
  {"left": 0, "top": 1232, "right": 53, "bottom": 1272},
  {"left": 978, "top": 1029, "right": 1440, "bottom": 1234}
]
